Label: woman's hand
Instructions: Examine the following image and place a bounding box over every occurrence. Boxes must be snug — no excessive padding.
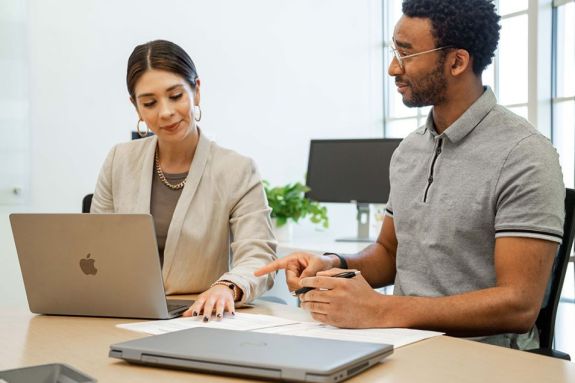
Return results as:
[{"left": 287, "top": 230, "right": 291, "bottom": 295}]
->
[{"left": 183, "top": 285, "right": 236, "bottom": 321}]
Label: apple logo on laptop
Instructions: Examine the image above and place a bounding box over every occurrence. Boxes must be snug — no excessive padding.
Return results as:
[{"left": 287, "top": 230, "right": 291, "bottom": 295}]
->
[{"left": 79, "top": 253, "right": 98, "bottom": 275}]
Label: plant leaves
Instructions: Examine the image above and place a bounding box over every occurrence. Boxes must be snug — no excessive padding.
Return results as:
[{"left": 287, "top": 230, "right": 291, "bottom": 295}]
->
[{"left": 263, "top": 180, "right": 329, "bottom": 228}]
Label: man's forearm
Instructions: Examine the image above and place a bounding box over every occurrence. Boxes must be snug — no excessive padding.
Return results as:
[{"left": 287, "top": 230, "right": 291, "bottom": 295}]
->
[
  {"left": 371, "top": 286, "right": 540, "bottom": 336},
  {"left": 343, "top": 242, "right": 396, "bottom": 287}
]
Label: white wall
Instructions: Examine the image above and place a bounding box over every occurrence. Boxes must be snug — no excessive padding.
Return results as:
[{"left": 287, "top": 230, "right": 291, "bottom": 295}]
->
[{"left": 1, "top": 0, "right": 383, "bottom": 307}]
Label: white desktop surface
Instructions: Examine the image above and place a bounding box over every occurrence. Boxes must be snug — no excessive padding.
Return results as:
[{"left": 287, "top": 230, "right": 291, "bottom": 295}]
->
[
  {"left": 278, "top": 227, "right": 369, "bottom": 255},
  {"left": 278, "top": 238, "right": 367, "bottom": 256}
]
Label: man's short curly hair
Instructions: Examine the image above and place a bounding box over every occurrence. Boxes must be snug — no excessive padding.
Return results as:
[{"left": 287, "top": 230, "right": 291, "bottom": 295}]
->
[{"left": 402, "top": 0, "right": 500, "bottom": 75}]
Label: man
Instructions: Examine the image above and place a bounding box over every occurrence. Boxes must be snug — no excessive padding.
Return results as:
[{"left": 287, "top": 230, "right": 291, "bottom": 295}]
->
[{"left": 255, "top": 0, "right": 565, "bottom": 349}]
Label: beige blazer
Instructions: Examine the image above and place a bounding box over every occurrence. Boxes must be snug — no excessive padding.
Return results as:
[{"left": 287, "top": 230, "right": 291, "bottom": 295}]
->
[{"left": 91, "top": 131, "right": 277, "bottom": 303}]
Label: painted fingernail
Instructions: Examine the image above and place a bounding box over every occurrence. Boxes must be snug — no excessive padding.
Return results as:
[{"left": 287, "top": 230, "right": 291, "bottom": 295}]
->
[
  {"left": 232, "top": 311, "right": 236, "bottom": 316},
  {"left": 216, "top": 313, "right": 222, "bottom": 318},
  {"left": 203, "top": 316, "right": 209, "bottom": 322},
  {"left": 192, "top": 311, "right": 198, "bottom": 317}
]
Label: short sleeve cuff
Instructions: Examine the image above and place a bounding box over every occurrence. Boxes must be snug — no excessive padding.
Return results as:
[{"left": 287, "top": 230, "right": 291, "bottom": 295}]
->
[{"left": 495, "top": 229, "right": 563, "bottom": 244}]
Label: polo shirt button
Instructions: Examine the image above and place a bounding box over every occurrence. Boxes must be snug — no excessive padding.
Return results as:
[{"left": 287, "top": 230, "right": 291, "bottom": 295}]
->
[{"left": 428, "top": 176, "right": 433, "bottom": 183}]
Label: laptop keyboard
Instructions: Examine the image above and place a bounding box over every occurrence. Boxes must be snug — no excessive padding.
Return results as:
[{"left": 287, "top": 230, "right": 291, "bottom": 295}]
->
[{"left": 167, "top": 303, "right": 188, "bottom": 312}]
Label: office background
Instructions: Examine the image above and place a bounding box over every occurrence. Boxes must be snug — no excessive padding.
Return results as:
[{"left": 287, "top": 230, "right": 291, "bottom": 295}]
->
[
  {"left": 0, "top": 0, "right": 384, "bottom": 305},
  {"left": 1, "top": 0, "right": 573, "bottom": 353}
]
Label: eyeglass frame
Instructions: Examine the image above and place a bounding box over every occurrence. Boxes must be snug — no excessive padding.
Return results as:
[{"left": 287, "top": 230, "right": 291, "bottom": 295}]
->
[{"left": 389, "top": 44, "right": 453, "bottom": 71}]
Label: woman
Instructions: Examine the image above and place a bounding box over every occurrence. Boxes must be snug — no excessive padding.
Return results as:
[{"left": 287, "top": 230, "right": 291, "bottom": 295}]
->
[{"left": 91, "top": 40, "right": 277, "bottom": 320}]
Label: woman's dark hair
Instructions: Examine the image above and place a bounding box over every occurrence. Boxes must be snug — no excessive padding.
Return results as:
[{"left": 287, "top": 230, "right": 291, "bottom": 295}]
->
[
  {"left": 126, "top": 40, "right": 199, "bottom": 99},
  {"left": 402, "top": 0, "right": 500, "bottom": 75}
]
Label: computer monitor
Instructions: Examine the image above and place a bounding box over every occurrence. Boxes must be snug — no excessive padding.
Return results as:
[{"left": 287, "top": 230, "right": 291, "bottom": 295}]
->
[{"left": 306, "top": 139, "right": 402, "bottom": 242}]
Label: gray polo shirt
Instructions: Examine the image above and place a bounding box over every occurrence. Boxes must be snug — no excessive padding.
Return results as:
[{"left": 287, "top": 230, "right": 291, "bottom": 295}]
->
[{"left": 385, "top": 87, "right": 564, "bottom": 349}]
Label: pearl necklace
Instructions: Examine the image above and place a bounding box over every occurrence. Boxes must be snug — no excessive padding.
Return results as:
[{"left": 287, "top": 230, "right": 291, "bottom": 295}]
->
[{"left": 154, "top": 149, "right": 187, "bottom": 190}]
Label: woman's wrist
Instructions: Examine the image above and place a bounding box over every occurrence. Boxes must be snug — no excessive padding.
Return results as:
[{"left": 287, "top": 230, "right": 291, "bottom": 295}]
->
[{"left": 210, "top": 280, "right": 242, "bottom": 301}]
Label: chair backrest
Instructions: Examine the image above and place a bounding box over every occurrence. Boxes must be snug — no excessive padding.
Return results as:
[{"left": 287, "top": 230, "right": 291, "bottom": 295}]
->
[
  {"left": 536, "top": 188, "right": 575, "bottom": 349},
  {"left": 82, "top": 193, "right": 93, "bottom": 213},
  {"left": 83, "top": 133, "right": 144, "bottom": 213}
]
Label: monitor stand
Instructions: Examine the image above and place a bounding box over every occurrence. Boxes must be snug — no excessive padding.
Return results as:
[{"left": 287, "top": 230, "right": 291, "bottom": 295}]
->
[{"left": 336, "top": 202, "right": 375, "bottom": 242}]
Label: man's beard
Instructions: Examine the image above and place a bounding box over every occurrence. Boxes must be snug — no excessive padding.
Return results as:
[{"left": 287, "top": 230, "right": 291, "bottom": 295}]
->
[{"left": 401, "top": 59, "right": 447, "bottom": 108}]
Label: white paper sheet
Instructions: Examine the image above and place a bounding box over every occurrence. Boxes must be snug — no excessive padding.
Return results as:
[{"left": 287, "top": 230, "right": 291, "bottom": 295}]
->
[
  {"left": 254, "top": 322, "right": 442, "bottom": 348},
  {"left": 116, "top": 313, "right": 300, "bottom": 335},
  {"left": 117, "top": 312, "right": 443, "bottom": 348}
]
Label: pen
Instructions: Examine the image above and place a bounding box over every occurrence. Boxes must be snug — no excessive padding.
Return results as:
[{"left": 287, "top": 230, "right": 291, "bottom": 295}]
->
[{"left": 291, "top": 270, "right": 360, "bottom": 296}]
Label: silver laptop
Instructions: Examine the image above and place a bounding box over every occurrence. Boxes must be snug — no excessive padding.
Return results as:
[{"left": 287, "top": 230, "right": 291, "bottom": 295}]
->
[
  {"left": 10, "top": 213, "right": 191, "bottom": 319},
  {"left": 109, "top": 327, "right": 393, "bottom": 382}
]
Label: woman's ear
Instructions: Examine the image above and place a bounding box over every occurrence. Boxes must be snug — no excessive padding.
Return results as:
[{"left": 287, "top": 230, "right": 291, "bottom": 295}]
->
[
  {"left": 449, "top": 49, "right": 471, "bottom": 77},
  {"left": 194, "top": 78, "right": 201, "bottom": 106}
]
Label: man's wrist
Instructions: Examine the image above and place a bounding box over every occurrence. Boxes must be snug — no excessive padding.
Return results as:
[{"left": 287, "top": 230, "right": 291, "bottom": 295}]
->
[{"left": 323, "top": 252, "right": 348, "bottom": 269}]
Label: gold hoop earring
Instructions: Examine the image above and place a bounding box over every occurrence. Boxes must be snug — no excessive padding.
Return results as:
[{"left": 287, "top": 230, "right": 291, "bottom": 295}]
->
[
  {"left": 136, "top": 119, "right": 149, "bottom": 137},
  {"left": 194, "top": 106, "right": 202, "bottom": 122}
]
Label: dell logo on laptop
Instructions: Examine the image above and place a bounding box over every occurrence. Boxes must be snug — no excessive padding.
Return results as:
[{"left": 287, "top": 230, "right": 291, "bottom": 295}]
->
[{"left": 79, "top": 254, "right": 98, "bottom": 275}]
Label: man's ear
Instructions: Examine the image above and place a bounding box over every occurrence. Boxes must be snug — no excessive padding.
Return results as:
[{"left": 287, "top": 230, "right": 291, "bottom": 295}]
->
[{"left": 449, "top": 49, "right": 471, "bottom": 77}]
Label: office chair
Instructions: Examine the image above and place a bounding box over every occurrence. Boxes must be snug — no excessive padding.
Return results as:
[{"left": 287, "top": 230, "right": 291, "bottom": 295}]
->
[
  {"left": 82, "top": 193, "right": 93, "bottom": 213},
  {"left": 526, "top": 188, "right": 575, "bottom": 360},
  {"left": 82, "top": 133, "right": 148, "bottom": 213}
]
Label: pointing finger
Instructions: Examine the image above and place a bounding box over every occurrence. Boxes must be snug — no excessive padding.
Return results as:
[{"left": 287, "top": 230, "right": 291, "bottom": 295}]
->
[{"left": 254, "top": 258, "right": 290, "bottom": 276}]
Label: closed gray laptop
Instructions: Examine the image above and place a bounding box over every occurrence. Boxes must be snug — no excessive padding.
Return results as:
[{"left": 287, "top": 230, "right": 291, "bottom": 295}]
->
[
  {"left": 10, "top": 213, "right": 190, "bottom": 319},
  {"left": 109, "top": 327, "right": 393, "bottom": 382}
]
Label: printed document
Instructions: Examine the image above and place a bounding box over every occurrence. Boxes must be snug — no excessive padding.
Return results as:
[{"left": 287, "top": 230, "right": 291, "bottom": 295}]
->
[
  {"left": 117, "top": 313, "right": 298, "bottom": 335},
  {"left": 117, "top": 312, "right": 442, "bottom": 348}
]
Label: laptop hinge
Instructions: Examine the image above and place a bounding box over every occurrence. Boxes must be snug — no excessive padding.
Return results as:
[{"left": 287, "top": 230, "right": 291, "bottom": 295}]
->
[
  {"left": 281, "top": 368, "right": 307, "bottom": 381},
  {"left": 109, "top": 348, "right": 142, "bottom": 360},
  {"left": 139, "top": 354, "right": 283, "bottom": 379},
  {"left": 109, "top": 349, "right": 123, "bottom": 358}
]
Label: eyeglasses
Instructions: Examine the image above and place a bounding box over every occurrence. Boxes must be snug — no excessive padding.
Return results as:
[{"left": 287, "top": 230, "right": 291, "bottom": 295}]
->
[{"left": 390, "top": 45, "right": 453, "bottom": 71}]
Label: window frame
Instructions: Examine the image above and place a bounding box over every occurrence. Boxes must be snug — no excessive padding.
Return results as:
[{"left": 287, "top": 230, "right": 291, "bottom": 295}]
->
[{"left": 551, "top": 0, "right": 575, "bottom": 188}]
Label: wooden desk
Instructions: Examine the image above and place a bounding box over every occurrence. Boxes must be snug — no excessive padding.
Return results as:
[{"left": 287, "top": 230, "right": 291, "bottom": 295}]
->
[{"left": 1, "top": 301, "right": 574, "bottom": 383}]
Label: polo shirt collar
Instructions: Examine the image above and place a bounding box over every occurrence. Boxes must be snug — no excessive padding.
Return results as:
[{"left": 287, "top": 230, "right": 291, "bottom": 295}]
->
[{"left": 418, "top": 86, "right": 497, "bottom": 143}]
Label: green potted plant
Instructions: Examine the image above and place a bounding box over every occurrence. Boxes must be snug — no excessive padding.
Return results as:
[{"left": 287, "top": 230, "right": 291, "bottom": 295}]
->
[{"left": 263, "top": 180, "right": 328, "bottom": 242}]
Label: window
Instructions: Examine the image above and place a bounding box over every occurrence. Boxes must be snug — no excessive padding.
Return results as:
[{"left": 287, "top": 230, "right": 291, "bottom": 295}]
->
[
  {"left": 496, "top": 5, "right": 529, "bottom": 118},
  {"left": 553, "top": 0, "right": 575, "bottom": 331},
  {"left": 553, "top": 0, "right": 575, "bottom": 189}
]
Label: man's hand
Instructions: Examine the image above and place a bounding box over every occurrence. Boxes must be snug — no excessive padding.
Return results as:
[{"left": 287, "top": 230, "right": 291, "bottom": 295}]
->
[
  {"left": 254, "top": 252, "right": 338, "bottom": 291},
  {"left": 299, "top": 268, "right": 384, "bottom": 328}
]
